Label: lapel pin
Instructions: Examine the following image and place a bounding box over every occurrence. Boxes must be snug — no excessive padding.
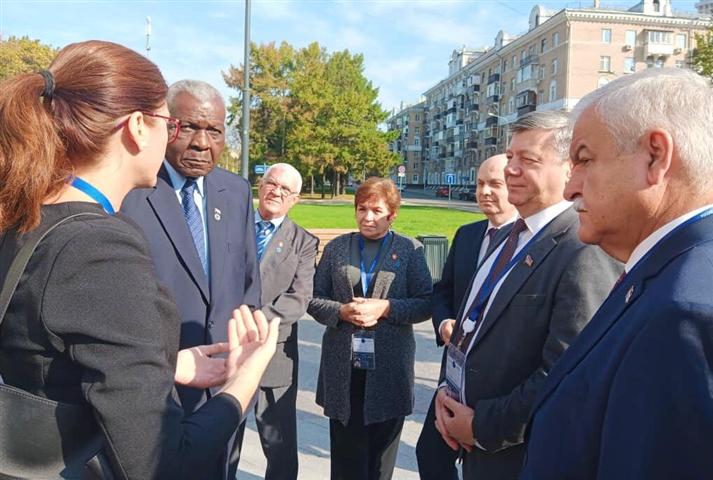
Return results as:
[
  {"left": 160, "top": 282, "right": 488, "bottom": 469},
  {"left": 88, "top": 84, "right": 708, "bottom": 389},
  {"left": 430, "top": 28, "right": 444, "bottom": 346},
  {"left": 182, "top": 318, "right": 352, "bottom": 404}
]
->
[
  {"left": 213, "top": 208, "right": 222, "bottom": 221},
  {"left": 625, "top": 285, "right": 634, "bottom": 304},
  {"left": 392, "top": 253, "right": 398, "bottom": 260},
  {"left": 524, "top": 254, "right": 534, "bottom": 267},
  {"left": 276, "top": 241, "right": 284, "bottom": 254}
]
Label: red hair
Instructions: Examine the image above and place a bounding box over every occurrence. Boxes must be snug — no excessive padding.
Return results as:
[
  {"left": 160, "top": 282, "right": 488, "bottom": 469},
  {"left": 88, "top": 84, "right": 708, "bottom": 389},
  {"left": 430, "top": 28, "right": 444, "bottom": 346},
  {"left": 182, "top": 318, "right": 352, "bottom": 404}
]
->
[
  {"left": 0, "top": 40, "right": 167, "bottom": 232},
  {"left": 354, "top": 177, "right": 401, "bottom": 215}
]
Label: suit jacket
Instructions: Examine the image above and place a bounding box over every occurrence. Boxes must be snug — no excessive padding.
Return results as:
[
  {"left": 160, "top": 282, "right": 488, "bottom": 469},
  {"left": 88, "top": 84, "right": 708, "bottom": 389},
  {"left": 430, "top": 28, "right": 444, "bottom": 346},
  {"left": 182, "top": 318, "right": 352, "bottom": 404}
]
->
[
  {"left": 454, "top": 207, "right": 622, "bottom": 479},
  {"left": 308, "top": 232, "right": 433, "bottom": 425},
  {"left": 432, "top": 220, "right": 488, "bottom": 346},
  {"left": 520, "top": 214, "right": 713, "bottom": 480},
  {"left": 258, "top": 216, "right": 318, "bottom": 387},
  {"left": 121, "top": 165, "right": 261, "bottom": 414}
]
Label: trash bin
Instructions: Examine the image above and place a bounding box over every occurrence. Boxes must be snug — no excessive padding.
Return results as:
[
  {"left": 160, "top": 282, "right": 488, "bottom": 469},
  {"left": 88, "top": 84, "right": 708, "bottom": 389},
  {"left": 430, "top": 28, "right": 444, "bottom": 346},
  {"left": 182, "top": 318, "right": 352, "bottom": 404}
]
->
[{"left": 416, "top": 235, "right": 449, "bottom": 284}]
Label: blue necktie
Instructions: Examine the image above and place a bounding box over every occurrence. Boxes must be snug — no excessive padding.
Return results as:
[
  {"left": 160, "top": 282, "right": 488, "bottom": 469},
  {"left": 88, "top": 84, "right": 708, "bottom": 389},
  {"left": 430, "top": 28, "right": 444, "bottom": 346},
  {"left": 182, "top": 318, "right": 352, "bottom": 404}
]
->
[
  {"left": 181, "top": 179, "right": 208, "bottom": 275},
  {"left": 256, "top": 220, "right": 275, "bottom": 261}
]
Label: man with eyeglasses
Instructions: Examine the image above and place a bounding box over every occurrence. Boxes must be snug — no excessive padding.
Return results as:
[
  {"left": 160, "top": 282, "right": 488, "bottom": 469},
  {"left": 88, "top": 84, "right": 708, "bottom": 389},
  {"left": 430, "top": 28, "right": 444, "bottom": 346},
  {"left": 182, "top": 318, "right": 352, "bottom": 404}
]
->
[
  {"left": 121, "top": 79, "right": 261, "bottom": 480},
  {"left": 232, "top": 163, "right": 318, "bottom": 480}
]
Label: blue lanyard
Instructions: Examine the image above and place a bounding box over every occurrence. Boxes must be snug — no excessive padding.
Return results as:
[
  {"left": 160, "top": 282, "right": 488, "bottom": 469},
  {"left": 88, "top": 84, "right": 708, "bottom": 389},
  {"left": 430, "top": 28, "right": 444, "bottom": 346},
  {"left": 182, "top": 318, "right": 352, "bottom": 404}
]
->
[
  {"left": 70, "top": 177, "right": 115, "bottom": 215},
  {"left": 358, "top": 232, "right": 392, "bottom": 295},
  {"left": 466, "top": 216, "right": 556, "bottom": 323},
  {"left": 611, "top": 207, "right": 713, "bottom": 295}
]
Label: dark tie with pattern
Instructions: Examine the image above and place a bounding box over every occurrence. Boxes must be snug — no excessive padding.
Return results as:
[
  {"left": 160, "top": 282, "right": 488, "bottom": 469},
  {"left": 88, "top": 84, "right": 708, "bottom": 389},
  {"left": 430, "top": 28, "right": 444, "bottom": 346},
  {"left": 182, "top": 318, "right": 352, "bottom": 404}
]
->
[
  {"left": 456, "top": 218, "right": 529, "bottom": 351},
  {"left": 256, "top": 220, "right": 275, "bottom": 261},
  {"left": 181, "top": 179, "right": 207, "bottom": 275}
]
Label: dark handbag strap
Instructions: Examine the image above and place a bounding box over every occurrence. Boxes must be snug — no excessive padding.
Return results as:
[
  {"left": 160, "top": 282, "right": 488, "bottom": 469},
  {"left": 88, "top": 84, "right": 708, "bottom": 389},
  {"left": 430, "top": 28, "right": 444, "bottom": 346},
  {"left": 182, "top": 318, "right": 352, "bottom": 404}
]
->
[{"left": 0, "top": 212, "right": 102, "bottom": 326}]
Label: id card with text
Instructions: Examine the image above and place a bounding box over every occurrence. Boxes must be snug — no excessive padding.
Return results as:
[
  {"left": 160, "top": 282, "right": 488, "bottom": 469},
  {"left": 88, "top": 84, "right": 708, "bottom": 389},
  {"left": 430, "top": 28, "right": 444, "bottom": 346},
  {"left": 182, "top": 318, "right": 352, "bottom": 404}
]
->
[{"left": 351, "top": 330, "right": 376, "bottom": 370}]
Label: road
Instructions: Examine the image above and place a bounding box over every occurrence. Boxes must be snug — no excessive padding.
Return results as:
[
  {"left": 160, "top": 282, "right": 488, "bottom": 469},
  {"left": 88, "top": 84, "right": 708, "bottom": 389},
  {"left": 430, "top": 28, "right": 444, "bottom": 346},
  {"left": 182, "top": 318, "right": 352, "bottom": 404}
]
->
[
  {"left": 400, "top": 187, "right": 480, "bottom": 213},
  {"left": 237, "top": 316, "right": 445, "bottom": 479}
]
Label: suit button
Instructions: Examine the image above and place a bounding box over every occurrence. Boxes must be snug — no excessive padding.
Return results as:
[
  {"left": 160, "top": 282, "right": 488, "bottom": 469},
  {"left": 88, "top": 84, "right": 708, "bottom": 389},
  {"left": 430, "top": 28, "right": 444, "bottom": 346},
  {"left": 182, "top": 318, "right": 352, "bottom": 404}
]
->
[{"left": 207, "top": 320, "right": 214, "bottom": 329}]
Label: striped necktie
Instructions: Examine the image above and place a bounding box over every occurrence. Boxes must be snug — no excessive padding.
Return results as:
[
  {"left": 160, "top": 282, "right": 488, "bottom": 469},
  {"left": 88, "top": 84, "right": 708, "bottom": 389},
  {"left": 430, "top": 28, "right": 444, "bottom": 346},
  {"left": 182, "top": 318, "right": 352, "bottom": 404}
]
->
[
  {"left": 256, "top": 220, "right": 275, "bottom": 261},
  {"left": 181, "top": 179, "right": 208, "bottom": 275}
]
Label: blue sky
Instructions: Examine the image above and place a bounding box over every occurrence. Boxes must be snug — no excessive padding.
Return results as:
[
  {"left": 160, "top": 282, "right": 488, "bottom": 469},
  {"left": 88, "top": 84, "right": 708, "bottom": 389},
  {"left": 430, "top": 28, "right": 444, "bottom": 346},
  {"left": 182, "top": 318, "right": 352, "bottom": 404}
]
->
[{"left": 1, "top": 0, "right": 699, "bottom": 113}]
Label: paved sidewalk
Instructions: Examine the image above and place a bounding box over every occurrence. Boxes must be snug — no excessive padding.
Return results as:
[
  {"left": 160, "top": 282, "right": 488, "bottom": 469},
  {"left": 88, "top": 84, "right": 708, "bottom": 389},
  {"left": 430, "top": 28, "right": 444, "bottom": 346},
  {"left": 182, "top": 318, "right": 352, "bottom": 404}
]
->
[{"left": 237, "top": 316, "right": 444, "bottom": 479}]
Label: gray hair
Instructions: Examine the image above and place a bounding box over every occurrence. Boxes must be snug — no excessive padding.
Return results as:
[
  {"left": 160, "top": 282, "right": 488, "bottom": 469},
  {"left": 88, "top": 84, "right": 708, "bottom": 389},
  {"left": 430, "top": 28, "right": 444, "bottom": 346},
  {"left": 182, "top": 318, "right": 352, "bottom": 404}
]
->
[
  {"left": 167, "top": 79, "right": 225, "bottom": 114},
  {"left": 509, "top": 110, "right": 572, "bottom": 163},
  {"left": 571, "top": 67, "right": 713, "bottom": 193},
  {"left": 264, "top": 163, "right": 303, "bottom": 193}
]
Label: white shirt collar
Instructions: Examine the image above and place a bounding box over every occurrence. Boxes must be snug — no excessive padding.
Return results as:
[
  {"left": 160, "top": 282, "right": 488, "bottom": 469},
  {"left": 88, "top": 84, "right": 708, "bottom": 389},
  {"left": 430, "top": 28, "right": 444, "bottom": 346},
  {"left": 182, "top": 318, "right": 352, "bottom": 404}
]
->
[
  {"left": 255, "top": 210, "right": 286, "bottom": 229},
  {"left": 487, "top": 215, "right": 518, "bottom": 232},
  {"left": 163, "top": 160, "right": 205, "bottom": 197},
  {"left": 521, "top": 200, "right": 572, "bottom": 236},
  {"left": 625, "top": 203, "right": 713, "bottom": 273}
]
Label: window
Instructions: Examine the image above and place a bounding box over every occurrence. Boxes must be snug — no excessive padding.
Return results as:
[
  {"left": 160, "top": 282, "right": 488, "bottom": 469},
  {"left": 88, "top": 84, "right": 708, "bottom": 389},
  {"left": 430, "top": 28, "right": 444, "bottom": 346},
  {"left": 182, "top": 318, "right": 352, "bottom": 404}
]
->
[
  {"left": 676, "top": 60, "right": 685, "bottom": 68},
  {"left": 414, "top": 137, "right": 420, "bottom": 147},
  {"left": 647, "top": 31, "right": 672, "bottom": 44},
  {"left": 625, "top": 30, "right": 637, "bottom": 47},
  {"left": 539, "top": 65, "right": 545, "bottom": 79},
  {"left": 549, "top": 80, "right": 557, "bottom": 102},
  {"left": 655, "top": 58, "right": 665, "bottom": 68},
  {"left": 412, "top": 174, "right": 418, "bottom": 183},
  {"left": 552, "top": 58, "right": 559, "bottom": 75},
  {"left": 624, "top": 57, "right": 635, "bottom": 73},
  {"left": 600, "top": 56, "right": 611, "bottom": 72},
  {"left": 602, "top": 29, "right": 612, "bottom": 43},
  {"left": 511, "top": 77, "right": 515, "bottom": 91},
  {"left": 553, "top": 32, "right": 560, "bottom": 47},
  {"left": 541, "top": 38, "right": 547, "bottom": 53},
  {"left": 676, "top": 34, "right": 686, "bottom": 50},
  {"left": 415, "top": 114, "right": 421, "bottom": 121},
  {"left": 538, "top": 90, "right": 544, "bottom": 105}
]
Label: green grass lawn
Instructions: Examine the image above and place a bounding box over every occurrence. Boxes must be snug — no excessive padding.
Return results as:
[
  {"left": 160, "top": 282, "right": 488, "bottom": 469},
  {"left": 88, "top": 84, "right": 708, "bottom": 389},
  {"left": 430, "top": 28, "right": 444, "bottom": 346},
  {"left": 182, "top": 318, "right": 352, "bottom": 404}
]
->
[{"left": 288, "top": 203, "right": 484, "bottom": 242}]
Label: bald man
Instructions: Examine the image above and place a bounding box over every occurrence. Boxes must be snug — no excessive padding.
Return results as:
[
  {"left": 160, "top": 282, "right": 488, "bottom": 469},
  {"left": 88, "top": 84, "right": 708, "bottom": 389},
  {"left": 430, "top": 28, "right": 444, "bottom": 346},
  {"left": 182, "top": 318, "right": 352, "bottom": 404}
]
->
[{"left": 417, "top": 154, "right": 517, "bottom": 480}]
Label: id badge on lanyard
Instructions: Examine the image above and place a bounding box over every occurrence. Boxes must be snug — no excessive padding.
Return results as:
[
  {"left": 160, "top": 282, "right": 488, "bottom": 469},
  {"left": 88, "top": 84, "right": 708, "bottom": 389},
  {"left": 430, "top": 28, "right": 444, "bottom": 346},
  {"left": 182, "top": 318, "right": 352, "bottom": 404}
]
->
[
  {"left": 352, "top": 330, "right": 376, "bottom": 370},
  {"left": 445, "top": 344, "right": 465, "bottom": 402}
]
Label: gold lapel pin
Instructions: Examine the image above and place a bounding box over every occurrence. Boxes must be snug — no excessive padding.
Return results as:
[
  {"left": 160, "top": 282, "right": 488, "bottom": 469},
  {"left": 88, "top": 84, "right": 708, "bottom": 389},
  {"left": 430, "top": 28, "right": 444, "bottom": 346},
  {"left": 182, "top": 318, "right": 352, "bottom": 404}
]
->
[{"left": 524, "top": 254, "right": 534, "bottom": 267}]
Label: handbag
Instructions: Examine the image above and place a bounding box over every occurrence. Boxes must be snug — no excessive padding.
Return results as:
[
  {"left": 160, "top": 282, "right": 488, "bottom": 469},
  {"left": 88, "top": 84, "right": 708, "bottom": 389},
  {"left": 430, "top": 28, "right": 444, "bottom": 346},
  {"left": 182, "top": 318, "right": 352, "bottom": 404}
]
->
[{"left": 0, "top": 213, "right": 115, "bottom": 480}]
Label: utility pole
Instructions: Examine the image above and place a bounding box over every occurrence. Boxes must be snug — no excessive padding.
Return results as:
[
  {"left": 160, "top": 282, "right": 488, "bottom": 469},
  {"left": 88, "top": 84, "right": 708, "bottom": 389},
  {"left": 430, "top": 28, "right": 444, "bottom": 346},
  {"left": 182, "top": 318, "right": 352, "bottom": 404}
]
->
[
  {"left": 145, "top": 17, "right": 152, "bottom": 57},
  {"left": 240, "top": 0, "right": 251, "bottom": 180}
]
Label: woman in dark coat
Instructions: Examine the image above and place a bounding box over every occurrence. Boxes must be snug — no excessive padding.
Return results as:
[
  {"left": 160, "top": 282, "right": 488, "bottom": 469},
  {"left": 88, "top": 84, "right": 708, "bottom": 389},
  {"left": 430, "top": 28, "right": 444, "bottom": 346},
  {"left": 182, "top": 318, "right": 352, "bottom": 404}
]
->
[
  {"left": 0, "top": 40, "right": 277, "bottom": 479},
  {"left": 308, "top": 177, "right": 433, "bottom": 480}
]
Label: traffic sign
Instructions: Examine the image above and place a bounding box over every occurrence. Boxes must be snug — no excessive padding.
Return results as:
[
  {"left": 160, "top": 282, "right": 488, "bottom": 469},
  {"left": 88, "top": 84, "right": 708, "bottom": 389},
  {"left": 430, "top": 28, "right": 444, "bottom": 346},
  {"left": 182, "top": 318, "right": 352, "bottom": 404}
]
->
[
  {"left": 254, "top": 164, "right": 267, "bottom": 174},
  {"left": 445, "top": 173, "right": 456, "bottom": 185},
  {"left": 398, "top": 165, "right": 406, "bottom": 173}
]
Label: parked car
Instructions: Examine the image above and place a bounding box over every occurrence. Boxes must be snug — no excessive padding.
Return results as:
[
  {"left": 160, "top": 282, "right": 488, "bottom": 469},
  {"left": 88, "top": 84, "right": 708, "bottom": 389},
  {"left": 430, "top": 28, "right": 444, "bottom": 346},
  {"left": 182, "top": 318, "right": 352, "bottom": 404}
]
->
[
  {"left": 459, "top": 188, "right": 476, "bottom": 201},
  {"left": 435, "top": 186, "right": 450, "bottom": 197}
]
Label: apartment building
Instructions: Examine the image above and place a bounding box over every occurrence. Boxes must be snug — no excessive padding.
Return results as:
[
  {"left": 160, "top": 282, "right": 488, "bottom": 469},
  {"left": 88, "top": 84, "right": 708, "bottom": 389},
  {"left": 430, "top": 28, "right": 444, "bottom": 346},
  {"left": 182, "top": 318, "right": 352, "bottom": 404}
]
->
[
  {"left": 386, "top": 101, "right": 425, "bottom": 185},
  {"left": 393, "top": 0, "right": 711, "bottom": 186}
]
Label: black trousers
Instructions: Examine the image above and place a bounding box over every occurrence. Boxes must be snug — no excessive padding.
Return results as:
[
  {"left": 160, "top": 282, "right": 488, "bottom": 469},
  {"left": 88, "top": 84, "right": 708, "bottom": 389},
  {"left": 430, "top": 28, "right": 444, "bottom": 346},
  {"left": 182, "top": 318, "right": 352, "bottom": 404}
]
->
[
  {"left": 231, "top": 382, "right": 299, "bottom": 480},
  {"left": 329, "top": 369, "right": 404, "bottom": 480},
  {"left": 416, "top": 391, "right": 460, "bottom": 480}
]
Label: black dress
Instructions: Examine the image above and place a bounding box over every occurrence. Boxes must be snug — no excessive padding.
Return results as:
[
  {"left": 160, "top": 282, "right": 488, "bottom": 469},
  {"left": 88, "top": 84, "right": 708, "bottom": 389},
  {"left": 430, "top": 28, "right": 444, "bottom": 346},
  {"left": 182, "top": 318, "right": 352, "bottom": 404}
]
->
[{"left": 0, "top": 202, "right": 242, "bottom": 479}]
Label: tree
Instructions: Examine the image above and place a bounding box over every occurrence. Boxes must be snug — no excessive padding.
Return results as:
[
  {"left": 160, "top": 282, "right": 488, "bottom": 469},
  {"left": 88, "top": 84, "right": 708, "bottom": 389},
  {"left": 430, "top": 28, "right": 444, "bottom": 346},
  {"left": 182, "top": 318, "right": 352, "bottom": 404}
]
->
[
  {"left": 223, "top": 41, "right": 399, "bottom": 195},
  {"left": 693, "top": 25, "right": 713, "bottom": 80},
  {"left": 0, "top": 36, "right": 57, "bottom": 81}
]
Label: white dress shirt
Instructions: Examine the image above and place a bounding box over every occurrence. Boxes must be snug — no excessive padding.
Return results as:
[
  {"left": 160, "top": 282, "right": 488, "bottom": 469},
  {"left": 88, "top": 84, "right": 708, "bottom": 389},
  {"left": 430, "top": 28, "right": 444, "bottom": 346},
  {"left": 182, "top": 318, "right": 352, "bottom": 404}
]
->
[{"left": 624, "top": 204, "right": 713, "bottom": 274}]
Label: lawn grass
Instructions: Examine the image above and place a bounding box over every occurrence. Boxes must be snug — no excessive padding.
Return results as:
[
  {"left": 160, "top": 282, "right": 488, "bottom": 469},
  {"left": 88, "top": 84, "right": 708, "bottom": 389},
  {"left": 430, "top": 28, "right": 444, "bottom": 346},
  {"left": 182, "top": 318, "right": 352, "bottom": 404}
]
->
[{"left": 288, "top": 203, "right": 485, "bottom": 242}]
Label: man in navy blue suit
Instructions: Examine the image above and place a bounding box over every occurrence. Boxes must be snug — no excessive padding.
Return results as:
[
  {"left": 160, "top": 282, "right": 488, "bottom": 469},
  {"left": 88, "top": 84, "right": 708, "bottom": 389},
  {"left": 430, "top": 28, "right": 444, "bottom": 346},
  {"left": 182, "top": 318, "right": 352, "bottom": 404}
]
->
[
  {"left": 121, "top": 80, "right": 260, "bottom": 480},
  {"left": 521, "top": 68, "right": 713, "bottom": 479}
]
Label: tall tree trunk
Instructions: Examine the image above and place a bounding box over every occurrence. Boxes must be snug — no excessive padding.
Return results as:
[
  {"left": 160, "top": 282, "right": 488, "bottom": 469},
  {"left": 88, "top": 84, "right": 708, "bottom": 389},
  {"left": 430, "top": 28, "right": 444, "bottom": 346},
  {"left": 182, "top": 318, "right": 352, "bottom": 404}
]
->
[
  {"left": 321, "top": 173, "right": 326, "bottom": 199},
  {"left": 310, "top": 174, "right": 314, "bottom": 196},
  {"left": 336, "top": 172, "right": 341, "bottom": 196}
]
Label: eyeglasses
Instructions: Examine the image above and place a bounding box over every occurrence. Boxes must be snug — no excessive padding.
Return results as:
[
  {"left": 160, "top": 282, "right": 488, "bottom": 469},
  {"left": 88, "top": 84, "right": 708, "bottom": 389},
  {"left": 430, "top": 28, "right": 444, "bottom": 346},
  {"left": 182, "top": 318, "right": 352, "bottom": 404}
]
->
[
  {"left": 114, "top": 112, "right": 182, "bottom": 144},
  {"left": 262, "top": 178, "right": 297, "bottom": 198}
]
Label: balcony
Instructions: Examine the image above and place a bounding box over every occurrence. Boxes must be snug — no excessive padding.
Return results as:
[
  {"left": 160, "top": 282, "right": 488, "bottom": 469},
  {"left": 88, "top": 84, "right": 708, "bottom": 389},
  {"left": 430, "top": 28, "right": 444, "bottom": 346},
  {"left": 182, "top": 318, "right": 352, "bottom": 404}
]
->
[
  {"left": 520, "top": 54, "right": 539, "bottom": 67},
  {"left": 644, "top": 43, "right": 674, "bottom": 57},
  {"left": 485, "top": 116, "right": 499, "bottom": 127},
  {"left": 487, "top": 73, "right": 500, "bottom": 84},
  {"left": 467, "top": 141, "right": 478, "bottom": 149},
  {"left": 487, "top": 94, "right": 500, "bottom": 103},
  {"left": 517, "top": 77, "right": 540, "bottom": 94},
  {"left": 516, "top": 90, "right": 537, "bottom": 117},
  {"left": 484, "top": 136, "right": 498, "bottom": 146},
  {"left": 472, "top": 84, "right": 481, "bottom": 92}
]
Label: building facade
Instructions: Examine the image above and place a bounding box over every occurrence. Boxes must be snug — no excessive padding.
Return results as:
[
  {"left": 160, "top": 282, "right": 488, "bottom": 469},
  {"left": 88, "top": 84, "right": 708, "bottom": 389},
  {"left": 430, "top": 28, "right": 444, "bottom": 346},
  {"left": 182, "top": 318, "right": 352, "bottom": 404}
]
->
[
  {"left": 386, "top": 101, "right": 425, "bottom": 186},
  {"left": 389, "top": 0, "right": 711, "bottom": 186}
]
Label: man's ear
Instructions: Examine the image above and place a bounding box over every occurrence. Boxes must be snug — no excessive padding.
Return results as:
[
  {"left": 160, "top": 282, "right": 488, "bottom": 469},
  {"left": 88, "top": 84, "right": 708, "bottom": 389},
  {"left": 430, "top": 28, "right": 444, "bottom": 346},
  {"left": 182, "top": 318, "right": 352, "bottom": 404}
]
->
[
  {"left": 643, "top": 128, "right": 674, "bottom": 186},
  {"left": 125, "top": 111, "right": 148, "bottom": 152}
]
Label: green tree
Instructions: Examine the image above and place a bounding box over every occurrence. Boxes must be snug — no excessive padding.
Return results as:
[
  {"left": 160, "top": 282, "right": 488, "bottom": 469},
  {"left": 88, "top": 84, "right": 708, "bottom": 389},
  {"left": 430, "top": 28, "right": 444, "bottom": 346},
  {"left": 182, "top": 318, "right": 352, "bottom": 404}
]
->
[
  {"left": 0, "top": 36, "right": 57, "bottom": 81},
  {"left": 223, "top": 41, "right": 399, "bottom": 195},
  {"left": 693, "top": 25, "right": 713, "bottom": 80}
]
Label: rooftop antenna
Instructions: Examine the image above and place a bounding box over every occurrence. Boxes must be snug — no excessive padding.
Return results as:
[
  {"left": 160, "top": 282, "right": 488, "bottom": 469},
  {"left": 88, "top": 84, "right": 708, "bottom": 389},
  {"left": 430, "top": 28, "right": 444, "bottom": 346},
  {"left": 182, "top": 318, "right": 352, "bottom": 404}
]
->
[{"left": 145, "top": 17, "right": 152, "bottom": 56}]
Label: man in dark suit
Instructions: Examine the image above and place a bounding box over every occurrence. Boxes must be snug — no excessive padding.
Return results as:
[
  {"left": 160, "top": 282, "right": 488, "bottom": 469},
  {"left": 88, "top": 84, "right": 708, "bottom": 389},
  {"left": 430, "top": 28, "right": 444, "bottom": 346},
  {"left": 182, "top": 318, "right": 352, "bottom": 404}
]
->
[
  {"left": 121, "top": 80, "right": 260, "bottom": 479},
  {"left": 520, "top": 69, "right": 713, "bottom": 480},
  {"left": 233, "top": 163, "right": 318, "bottom": 480},
  {"left": 434, "top": 111, "right": 621, "bottom": 479},
  {"left": 417, "top": 153, "right": 517, "bottom": 480}
]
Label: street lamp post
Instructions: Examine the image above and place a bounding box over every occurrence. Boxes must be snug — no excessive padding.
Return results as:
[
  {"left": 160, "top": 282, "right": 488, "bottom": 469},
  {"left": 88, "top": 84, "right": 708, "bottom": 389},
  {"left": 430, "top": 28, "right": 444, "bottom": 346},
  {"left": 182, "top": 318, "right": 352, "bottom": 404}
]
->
[
  {"left": 240, "top": 0, "right": 251, "bottom": 180},
  {"left": 145, "top": 17, "right": 152, "bottom": 57}
]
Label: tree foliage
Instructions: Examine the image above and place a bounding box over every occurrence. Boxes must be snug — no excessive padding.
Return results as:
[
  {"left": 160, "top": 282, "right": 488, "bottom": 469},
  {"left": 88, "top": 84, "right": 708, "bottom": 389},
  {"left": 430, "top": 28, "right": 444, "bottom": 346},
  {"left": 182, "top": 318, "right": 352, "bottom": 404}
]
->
[
  {"left": 223, "top": 41, "right": 399, "bottom": 194},
  {"left": 0, "top": 36, "right": 57, "bottom": 81},
  {"left": 693, "top": 25, "right": 713, "bottom": 80}
]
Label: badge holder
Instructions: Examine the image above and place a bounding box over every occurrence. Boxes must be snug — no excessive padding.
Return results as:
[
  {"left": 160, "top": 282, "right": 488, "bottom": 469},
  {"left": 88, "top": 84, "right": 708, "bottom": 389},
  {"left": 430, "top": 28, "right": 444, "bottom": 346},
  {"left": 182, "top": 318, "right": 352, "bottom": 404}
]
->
[
  {"left": 445, "top": 344, "right": 465, "bottom": 402},
  {"left": 351, "top": 330, "right": 376, "bottom": 370}
]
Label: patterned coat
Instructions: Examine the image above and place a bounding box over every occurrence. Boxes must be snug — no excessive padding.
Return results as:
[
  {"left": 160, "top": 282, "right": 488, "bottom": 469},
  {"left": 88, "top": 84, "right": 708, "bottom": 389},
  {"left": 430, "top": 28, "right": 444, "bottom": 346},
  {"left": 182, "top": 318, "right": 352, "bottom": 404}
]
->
[{"left": 308, "top": 232, "right": 433, "bottom": 425}]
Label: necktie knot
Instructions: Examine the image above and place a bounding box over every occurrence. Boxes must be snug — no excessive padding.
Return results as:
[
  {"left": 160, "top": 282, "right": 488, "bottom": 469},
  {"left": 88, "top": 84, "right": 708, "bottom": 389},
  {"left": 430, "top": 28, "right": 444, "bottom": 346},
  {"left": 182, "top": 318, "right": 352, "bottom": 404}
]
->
[
  {"left": 182, "top": 178, "right": 198, "bottom": 195},
  {"left": 486, "top": 227, "right": 499, "bottom": 241},
  {"left": 510, "top": 218, "right": 528, "bottom": 238},
  {"left": 258, "top": 220, "right": 274, "bottom": 234}
]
